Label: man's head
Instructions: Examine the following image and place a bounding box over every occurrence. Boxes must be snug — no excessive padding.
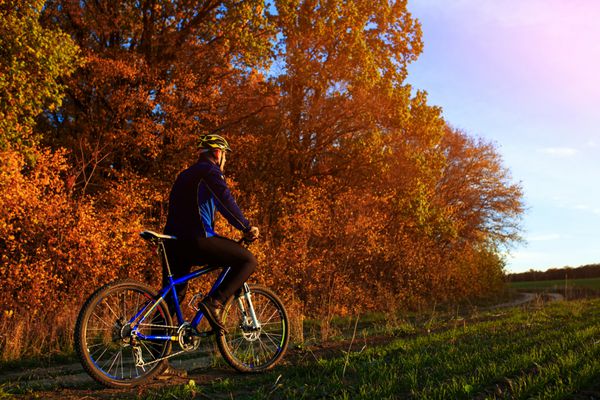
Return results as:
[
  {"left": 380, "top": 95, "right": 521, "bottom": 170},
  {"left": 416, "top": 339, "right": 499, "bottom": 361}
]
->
[{"left": 198, "top": 134, "right": 231, "bottom": 171}]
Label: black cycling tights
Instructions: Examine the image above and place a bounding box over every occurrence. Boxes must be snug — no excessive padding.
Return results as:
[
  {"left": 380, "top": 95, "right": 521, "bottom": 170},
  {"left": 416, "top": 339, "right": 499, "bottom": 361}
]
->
[{"left": 163, "top": 236, "right": 257, "bottom": 311}]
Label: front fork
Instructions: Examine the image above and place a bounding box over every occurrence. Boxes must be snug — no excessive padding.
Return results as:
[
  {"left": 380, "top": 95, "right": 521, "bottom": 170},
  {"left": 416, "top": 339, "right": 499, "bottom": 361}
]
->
[{"left": 238, "top": 283, "right": 261, "bottom": 329}]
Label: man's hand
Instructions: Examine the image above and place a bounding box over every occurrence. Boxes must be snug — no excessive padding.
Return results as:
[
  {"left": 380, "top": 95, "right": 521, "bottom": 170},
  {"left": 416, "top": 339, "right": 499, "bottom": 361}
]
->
[{"left": 244, "top": 226, "right": 260, "bottom": 242}]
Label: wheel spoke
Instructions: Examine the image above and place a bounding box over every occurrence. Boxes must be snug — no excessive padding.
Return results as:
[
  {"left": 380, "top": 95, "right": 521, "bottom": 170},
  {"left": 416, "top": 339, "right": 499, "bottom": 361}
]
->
[
  {"left": 104, "top": 349, "right": 120, "bottom": 376},
  {"left": 119, "top": 348, "right": 125, "bottom": 379},
  {"left": 231, "top": 335, "right": 245, "bottom": 355},
  {"left": 263, "top": 331, "right": 281, "bottom": 348},
  {"left": 243, "top": 341, "right": 253, "bottom": 363},
  {"left": 140, "top": 340, "right": 158, "bottom": 361},
  {"left": 134, "top": 293, "right": 141, "bottom": 324},
  {"left": 255, "top": 300, "right": 271, "bottom": 323},
  {"left": 260, "top": 309, "right": 279, "bottom": 326},
  {"left": 91, "top": 311, "right": 113, "bottom": 329},
  {"left": 257, "top": 336, "right": 273, "bottom": 358},
  {"left": 260, "top": 321, "right": 282, "bottom": 326},
  {"left": 103, "top": 298, "right": 121, "bottom": 321},
  {"left": 91, "top": 344, "right": 109, "bottom": 361},
  {"left": 250, "top": 339, "right": 257, "bottom": 365}
]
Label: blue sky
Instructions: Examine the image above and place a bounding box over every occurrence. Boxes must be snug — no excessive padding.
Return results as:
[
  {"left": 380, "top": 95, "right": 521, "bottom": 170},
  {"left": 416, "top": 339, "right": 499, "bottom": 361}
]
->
[{"left": 405, "top": 0, "right": 600, "bottom": 272}]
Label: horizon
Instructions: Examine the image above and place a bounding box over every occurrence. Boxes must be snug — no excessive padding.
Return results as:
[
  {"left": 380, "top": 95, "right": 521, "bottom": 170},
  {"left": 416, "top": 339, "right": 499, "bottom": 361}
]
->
[{"left": 506, "top": 261, "right": 600, "bottom": 275}]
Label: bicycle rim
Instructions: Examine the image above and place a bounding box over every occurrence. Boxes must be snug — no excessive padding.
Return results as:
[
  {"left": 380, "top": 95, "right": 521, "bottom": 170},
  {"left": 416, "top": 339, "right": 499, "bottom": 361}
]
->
[
  {"left": 217, "top": 285, "right": 289, "bottom": 372},
  {"left": 76, "top": 280, "right": 172, "bottom": 386}
]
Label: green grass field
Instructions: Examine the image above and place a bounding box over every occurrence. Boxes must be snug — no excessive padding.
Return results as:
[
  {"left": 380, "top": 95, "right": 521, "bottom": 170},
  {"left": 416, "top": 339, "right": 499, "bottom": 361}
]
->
[
  {"left": 509, "top": 277, "right": 600, "bottom": 292},
  {"left": 145, "top": 299, "right": 600, "bottom": 399}
]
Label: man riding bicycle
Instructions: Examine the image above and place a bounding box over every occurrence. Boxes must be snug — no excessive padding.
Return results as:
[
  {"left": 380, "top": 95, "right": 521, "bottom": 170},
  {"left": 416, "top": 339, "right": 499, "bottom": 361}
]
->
[
  {"left": 74, "top": 137, "right": 284, "bottom": 382},
  {"left": 163, "top": 133, "right": 259, "bottom": 333}
]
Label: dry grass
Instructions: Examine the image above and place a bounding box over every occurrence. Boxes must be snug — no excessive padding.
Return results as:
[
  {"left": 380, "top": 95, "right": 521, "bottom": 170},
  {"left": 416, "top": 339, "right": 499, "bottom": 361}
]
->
[{"left": 1, "top": 304, "right": 78, "bottom": 362}]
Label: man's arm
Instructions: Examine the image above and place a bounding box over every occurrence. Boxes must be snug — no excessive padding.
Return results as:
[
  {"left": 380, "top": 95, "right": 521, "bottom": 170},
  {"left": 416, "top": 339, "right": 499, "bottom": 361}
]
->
[{"left": 203, "top": 165, "right": 251, "bottom": 231}]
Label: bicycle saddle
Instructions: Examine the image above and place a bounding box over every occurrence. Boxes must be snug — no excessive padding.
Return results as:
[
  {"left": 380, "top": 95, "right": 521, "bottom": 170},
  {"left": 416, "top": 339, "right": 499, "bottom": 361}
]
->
[{"left": 140, "top": 230, "right": 177, "bottom": 242}]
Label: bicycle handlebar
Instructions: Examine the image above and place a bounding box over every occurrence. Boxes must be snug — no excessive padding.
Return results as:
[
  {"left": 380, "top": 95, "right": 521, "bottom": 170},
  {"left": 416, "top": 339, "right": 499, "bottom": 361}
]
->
[{"left": 237, "top": 237, "right": 258, "bottom": 246}]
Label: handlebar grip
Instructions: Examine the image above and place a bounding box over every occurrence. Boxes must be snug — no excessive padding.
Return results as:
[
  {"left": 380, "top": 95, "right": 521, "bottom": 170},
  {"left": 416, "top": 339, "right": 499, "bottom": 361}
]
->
[{"left": 238, "top": 237, "right": 258, "bottom": 246}]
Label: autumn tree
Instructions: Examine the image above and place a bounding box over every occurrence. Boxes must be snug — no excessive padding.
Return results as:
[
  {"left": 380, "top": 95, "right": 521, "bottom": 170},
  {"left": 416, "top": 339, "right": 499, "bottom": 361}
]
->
[
  {"left": 374, "top": 103, "right": 524, "bottom": 305},
  {"left": 0, "top": 0, "right": 80, "bottom": 150},
  {"left": 0, "top": 0, "right": 76, "bottom": 358},
  {"left": 228, "top": 0, "right": 425, "bottom": 317},
  {"left": 233, "top": 0, "right": 422, "bottom": 183},
  {"left": 0, "top": 0, "right": 80, "bottom": 313},
  {"left": 0, "top": 0, "right": 155, "bottom": 360},
  {"left": 41, "top": 0, "right": 275, "bottom": 195},
  {"left": 225, "top": 0, "right": 522, "bottom": 313},
  {"left": 435, "top": 128, "right": 524, "bottom": 249}
]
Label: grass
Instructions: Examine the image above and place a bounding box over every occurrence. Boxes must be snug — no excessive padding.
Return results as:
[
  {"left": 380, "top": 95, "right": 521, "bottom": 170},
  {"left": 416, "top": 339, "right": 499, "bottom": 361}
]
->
[
  {"left": 2, "top": 295, "right": 599, "bottom": 399},
  {"left": 509, "top": 277, "right": 600, "bottom": 301},
  {"left": 509, "top": 277, "right": 600, "bottom": 291},
  {"left": 147, "top": 299, "right": 600, "bottom": 399}
]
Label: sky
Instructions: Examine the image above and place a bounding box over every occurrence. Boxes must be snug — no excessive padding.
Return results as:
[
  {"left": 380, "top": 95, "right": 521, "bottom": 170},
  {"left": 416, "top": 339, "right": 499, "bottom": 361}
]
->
[{"left": 404, "top": 0, "right": 600, "bottom": 273}]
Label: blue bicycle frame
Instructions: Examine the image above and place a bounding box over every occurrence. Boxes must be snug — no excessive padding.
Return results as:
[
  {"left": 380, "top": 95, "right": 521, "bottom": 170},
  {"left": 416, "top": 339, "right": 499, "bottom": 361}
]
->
[{"left": 128, "top": 239, "right": 231, "bottom": 342}]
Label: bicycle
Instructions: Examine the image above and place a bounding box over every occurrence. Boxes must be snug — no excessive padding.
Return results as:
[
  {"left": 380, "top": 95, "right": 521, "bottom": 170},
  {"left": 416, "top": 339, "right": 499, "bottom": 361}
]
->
[{"left": 74, "top": 230, "right": 289, "bottom": 388}]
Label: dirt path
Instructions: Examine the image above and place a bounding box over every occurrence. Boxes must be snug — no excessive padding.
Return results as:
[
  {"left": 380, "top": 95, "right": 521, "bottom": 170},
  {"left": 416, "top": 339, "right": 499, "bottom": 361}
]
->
[
  {"left": 485, "top": 292, "right": 537, "bottom": 309},
  {"left": 545, "top": 292, "right": 565, "bottom": 302},
  {"left": 484, "top": 291, "right": 564, "bottom": 310},
  {"left": 3, "top": 365, "right": 235, "bottom": 400}
]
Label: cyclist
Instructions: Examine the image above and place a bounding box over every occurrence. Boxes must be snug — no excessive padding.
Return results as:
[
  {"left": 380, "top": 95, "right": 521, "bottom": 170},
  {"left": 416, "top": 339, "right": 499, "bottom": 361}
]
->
[{"left": 163, "top": 133, "right": 259, "bottom": 333}]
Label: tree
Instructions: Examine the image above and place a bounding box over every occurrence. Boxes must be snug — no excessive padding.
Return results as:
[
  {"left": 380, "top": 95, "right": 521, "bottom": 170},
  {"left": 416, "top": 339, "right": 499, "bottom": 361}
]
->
[
  {"left": 231, "top": 0, "right": 423, "bottom": 233},
  {"left": 0, "top": 0, "right": 80, "bottom": 150},
  {"left": 434, "top": 128, "right": 524, "bottom": 250},
  {"left": 41, "top": 0, "right": 275, "bottom": 194},
  {"left": 269, "top": 0, "right": 422, "bottom": 183}
]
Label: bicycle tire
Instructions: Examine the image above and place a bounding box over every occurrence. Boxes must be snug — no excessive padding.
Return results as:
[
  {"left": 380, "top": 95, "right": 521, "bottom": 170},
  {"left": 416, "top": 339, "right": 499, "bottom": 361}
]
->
[
  {"left": 75, "top": 279, "right": 173, "bottom": 387},
  {"left": 217, "top": 284, "right": 289, "bottom": 372}
]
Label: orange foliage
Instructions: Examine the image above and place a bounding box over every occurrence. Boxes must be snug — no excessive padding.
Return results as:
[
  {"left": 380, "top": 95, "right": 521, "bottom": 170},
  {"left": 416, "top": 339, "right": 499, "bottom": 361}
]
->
[
  {"left": 0, "top": 147, "right": 162, "bottom": 358},
  {"left": 0, "top": 0, "right": 524, "bottom": 359}
]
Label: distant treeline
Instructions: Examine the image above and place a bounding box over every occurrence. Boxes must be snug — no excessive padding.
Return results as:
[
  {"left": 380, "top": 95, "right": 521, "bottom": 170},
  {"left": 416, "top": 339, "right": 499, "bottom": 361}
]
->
[{"left": 507, "top": 264, "right": 600, "bottom": 282}]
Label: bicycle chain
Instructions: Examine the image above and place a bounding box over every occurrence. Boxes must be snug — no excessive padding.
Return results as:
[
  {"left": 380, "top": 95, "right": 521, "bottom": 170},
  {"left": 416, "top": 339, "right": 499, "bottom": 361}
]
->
[{"left": 133, "top": 347, "right": 188, "bottom": 368}]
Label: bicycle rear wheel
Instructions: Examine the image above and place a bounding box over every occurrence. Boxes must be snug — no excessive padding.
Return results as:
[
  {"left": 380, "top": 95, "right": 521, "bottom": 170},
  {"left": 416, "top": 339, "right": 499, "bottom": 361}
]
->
[
  {"left": 217, "top": 284, "right": 289, "bottom": 372},
  {"left": 75, "top": 279, "right": 173, "bottom": 387}
]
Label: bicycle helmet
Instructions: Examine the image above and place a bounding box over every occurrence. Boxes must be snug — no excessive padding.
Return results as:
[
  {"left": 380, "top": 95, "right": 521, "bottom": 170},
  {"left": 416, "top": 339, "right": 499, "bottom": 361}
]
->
[{"left": 198, "top": 134, "right": 232, "bottom": 152}]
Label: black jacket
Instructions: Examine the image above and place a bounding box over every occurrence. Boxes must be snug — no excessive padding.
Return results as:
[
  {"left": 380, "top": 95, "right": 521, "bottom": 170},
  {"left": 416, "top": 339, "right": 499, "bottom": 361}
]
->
[{"left": 164, "top": 160, "right": 250, "bottom": 239}]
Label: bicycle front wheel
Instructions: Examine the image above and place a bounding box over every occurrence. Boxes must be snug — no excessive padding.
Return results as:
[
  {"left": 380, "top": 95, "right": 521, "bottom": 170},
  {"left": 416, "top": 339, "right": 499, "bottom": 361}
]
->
[
  {"left": 75, "top": 279, "right": 173, "bottom": 387},
  {"left": 217, "top": 284, "right": 289, "bottom": 372}
]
